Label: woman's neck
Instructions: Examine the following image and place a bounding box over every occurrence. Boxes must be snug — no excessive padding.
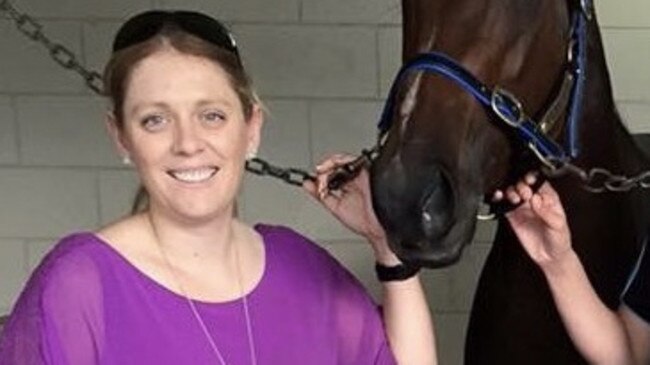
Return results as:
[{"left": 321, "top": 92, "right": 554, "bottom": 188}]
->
[{"left": 142, "top": 206, "right": 245, "bottom": 268}]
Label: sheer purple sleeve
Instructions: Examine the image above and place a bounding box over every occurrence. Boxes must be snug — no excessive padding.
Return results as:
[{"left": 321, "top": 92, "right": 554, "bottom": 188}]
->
[
  {"left": 330, "top": 262, "right": 397, "bottom": 365},
  {"left": 0, "top": 239, "right": 105, "bottom": 365}
]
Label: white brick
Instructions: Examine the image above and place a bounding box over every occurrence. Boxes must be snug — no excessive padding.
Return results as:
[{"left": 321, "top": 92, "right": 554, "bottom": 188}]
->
[
  {"left": 596, "top": 0, "right": 650, "bottom": 28},
  {"left": 83, "top": 22, "right": 122, "bottom": 76},
  {"left": 396, "top": 243, "right": 493, "bottom": 314},
  {"left": 17, "top": 0, "right": 153, "bottom": 19},
  {"left": 0, "top": 169, "right": 99, "bottom": 237},
  {"left": 0, "top": 240, "right": 26, "bottom": 314},
  {"left": 617, "top": 102, "right": 650, "bottom": 134},
  {"left": 234, "top": 25, "right": 378, "bottom": 98},
  {"left": 159, "top": 0, "right": 300, "bottom": 22},
  {"left": 310, "top": 101, "right": 382, "bottom": 164},
  {"left": 473, "top": 220, "right": 497, "bottom": 243},
  {"left": 16, "top": 96, "right": 118, "bottom": 167},
  {"left": 240, "top": 175, "right": 356, "bottom": 241},
  {"left": 602, "top": 29, "right": 650, "bottom": 102},
  {"left": 302, "top": 0, "right": 400, "bottom": 24},
  {"left": 419, "top": 267, "right": 453, "bottom": 312},
  {"left": 25, "top": 239, "right": 57, "bottom": 273},
  {"left": 378, "top": 27, "right": 401, "bottom": 96},
  {"left": 434, "top": 312, "right": 469, "bottom": 365},
  {"left": 258, "top": 100, "right": 311, "bottom": 168},
  {"left": 98, "top": 170, "right": 139, "bottom": 224},
  {"left": 447, "top": 244, "right": 491, "bottom": 311},
  {"left": 0, "top": 20, "right": 85, "bottom": 93},
  {"left": 0, "top": 97, "right": 18, "bottom": 165}
]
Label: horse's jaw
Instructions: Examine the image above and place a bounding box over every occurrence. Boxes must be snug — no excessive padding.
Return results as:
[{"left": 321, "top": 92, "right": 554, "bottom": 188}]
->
[{"left": 386, "top": 216, "right": 477, "bottom": 268}]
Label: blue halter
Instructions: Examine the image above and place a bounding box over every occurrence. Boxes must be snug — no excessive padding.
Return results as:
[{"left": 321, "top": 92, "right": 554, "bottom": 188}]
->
[{"left": 377, "top": 0, "right": 592, "bottom": 168}]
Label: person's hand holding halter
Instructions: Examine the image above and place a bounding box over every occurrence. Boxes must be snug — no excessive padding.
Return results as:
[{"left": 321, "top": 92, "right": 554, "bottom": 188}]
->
[
  {"left": 494, "top": 173, "right": 573, "bottom": 269},
  {"left": 303, "top": 154, "right": 400, "bottom": 266}
]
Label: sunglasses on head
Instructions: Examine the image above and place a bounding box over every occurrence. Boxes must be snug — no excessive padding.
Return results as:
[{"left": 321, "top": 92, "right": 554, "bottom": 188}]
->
[{"left": 112, "top": 10, "right": 241, "bottom": 63}]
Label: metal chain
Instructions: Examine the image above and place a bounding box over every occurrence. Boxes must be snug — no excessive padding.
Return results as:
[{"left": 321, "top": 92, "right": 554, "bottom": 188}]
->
[
  {"left": 245, "top": 145, "right": 380, "bottom": 188},
  {"left": 245, "top": 158, "right": 314, "bottom": 186},
  {"left": 1, "top": 0, "right": 104, "bottom": 94},
  {"left": 546, "top": 161, "right": 650, "bottom": 193}
]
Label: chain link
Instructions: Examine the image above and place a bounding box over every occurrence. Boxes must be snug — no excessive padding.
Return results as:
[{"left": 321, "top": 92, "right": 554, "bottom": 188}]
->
[
  {"left": 1, "top": 0, "right": 103, "bottom": 94},
  {"left": 546, "top": 162, "right": 650, "bottom": 193},
  {"left": 326, "top": 146, "right": 379, "bottom": 190},
  {"left": 245, "top": 158, "right": 315, "bottom": 186}
]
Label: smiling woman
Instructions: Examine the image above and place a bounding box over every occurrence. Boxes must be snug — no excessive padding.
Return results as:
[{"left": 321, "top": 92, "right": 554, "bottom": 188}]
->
[
  {"left": 0, "top": 9, "right": 435, "bottom": 365},
  {"left": 103, "top": 13, "right": 259, "bottom": 214},
  {"left": 106, "top": 48, "right": 261, "bottom": 224}
]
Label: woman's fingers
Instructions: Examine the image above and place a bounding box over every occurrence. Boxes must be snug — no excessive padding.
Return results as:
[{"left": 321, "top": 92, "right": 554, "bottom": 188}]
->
[
  {"left": 538, "top": 181, "right": 562, "bottom": 206},
  {"left": 515, "top": 180, "right": 534, "bottom": 202},
  {"left": 309, "top": 153, "right": 359, "bottom": 202},
  {"left": 315, "top": 154, "right": 356, "bottom": 173},
  {"left": 524, "top": 172, "right": 537, "bottom": 186},
  {"left": 302, "top": 178, "right": 322, "bottom": 200},
  {"left": 532, "top": 183, "right": 568, "bottom": 226},
  {"left": 492, "top": 189, "right": 504, "bottom": 202},
  {"left": 493, "top": 171, "right": 539, "bottom": 203},
  {"left": 315, "top": 153, "right": 363, "bottom": 197},
  {"left": 505, "top": 186, "right": 522, "bottom": 205}
]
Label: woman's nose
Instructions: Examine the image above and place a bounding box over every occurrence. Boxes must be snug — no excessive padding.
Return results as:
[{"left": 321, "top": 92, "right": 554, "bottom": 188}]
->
[{"left": 171, "top": 121, "right": 205, "bottom": 155}]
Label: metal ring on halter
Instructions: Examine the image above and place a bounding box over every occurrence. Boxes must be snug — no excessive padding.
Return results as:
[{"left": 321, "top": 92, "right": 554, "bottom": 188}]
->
[
  {"left": 476, "top": 202, "right": 496, "bottom": 221},
  {"left": 527, "top": 142, "right": 564, "bottom": 171},
  {"left": 477, "top": 213, "right": 496, "bottom": 221},
  {"left": 491, "top": 87, "right": 526, "bottom": 128}
]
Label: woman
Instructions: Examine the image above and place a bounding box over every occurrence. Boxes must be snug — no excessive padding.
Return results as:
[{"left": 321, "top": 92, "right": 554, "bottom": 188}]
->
[
  {"left": 497, "top": 174, "right": 650, "bottom": 365},
  {"left": 0, "top": 10, "right": 435, "bottom": 365}
]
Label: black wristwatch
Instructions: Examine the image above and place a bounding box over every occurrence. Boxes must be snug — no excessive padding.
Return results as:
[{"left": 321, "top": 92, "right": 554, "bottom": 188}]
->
[{"left": 375, "top": 262, "right": 421, "bottom": 282}]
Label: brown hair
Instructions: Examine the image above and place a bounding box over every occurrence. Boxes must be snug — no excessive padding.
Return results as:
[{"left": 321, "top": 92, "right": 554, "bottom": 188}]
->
[{"left": 102, "top": 24, "right": 258, "bottom": 213}]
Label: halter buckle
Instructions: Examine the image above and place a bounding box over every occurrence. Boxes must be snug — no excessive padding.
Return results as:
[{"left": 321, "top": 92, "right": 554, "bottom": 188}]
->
[{"left": 491, "top": 87, "right": 526, "bottom": 128}]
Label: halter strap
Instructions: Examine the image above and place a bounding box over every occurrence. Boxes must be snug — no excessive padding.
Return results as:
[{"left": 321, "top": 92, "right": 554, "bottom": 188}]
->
[{"left": 377, "top": 0, "right": 592, "bottom": 169}]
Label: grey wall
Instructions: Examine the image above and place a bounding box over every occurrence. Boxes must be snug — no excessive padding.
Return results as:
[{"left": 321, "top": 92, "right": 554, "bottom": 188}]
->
[{"left": 0, "top": 0, "right": 648, "bottom": 363}]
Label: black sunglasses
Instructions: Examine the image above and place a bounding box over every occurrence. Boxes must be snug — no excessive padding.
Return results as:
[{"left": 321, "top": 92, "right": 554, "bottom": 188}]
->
[{"left": 112, "top": 10, "right": 241, "bottom": 63}]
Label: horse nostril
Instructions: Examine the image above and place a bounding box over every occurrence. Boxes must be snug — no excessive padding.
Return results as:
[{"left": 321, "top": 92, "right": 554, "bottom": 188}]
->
[{"left": 420, "top": 170, "right": 454, "bottom": 238}]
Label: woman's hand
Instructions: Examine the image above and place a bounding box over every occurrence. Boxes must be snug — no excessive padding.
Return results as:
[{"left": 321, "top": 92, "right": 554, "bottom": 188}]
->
[
  {"left": 303, "top": 154, "right": 400, "bottom": 265},
  {"left": 494, "top": 173, "right": 573, "bottom": 268}
]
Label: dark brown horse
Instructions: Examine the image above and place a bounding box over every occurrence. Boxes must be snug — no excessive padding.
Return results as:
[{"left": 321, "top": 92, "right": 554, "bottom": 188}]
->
[{"left": 370, "top": 0, "right": 650, "bottom": 363}]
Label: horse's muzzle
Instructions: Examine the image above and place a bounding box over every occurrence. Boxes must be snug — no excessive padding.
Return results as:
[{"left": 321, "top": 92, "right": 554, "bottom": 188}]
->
[{"left": 371, "top": 161, "right": 462, "bottom": 266}]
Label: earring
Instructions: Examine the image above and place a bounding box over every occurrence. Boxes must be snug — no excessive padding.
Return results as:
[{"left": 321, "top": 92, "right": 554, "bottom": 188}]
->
[
  {"left": 246, "top": 149, "right": 257, "bottom": 160},
  {"left": 122, "top": 155, "right": 132, "bottom": 165}
]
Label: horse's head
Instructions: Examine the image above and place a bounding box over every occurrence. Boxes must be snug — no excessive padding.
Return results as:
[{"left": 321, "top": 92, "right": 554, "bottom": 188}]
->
[{"left": 371, "top": 0, "right": 581, "bottom": 267}]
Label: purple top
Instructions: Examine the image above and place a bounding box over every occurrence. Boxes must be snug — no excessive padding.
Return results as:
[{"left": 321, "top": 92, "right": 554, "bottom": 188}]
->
[{"left": 0, "top": 225, "right": 396, "bottom": 365}]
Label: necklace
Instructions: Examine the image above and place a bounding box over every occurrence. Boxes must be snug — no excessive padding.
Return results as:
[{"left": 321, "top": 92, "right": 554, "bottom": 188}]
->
[{"left": 155, "top": 232, "right": 258, "bottom": 365}]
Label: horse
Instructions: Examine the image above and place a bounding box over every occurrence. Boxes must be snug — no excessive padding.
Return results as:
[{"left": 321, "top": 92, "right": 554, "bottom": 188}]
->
[{"left": 369, "top": 0, "right": 650, "bottom": 363}]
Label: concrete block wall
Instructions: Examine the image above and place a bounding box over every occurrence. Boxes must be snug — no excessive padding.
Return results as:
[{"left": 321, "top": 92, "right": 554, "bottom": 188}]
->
[{"left": 0, "top": 0, "right": 648, "bottom": 363}]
